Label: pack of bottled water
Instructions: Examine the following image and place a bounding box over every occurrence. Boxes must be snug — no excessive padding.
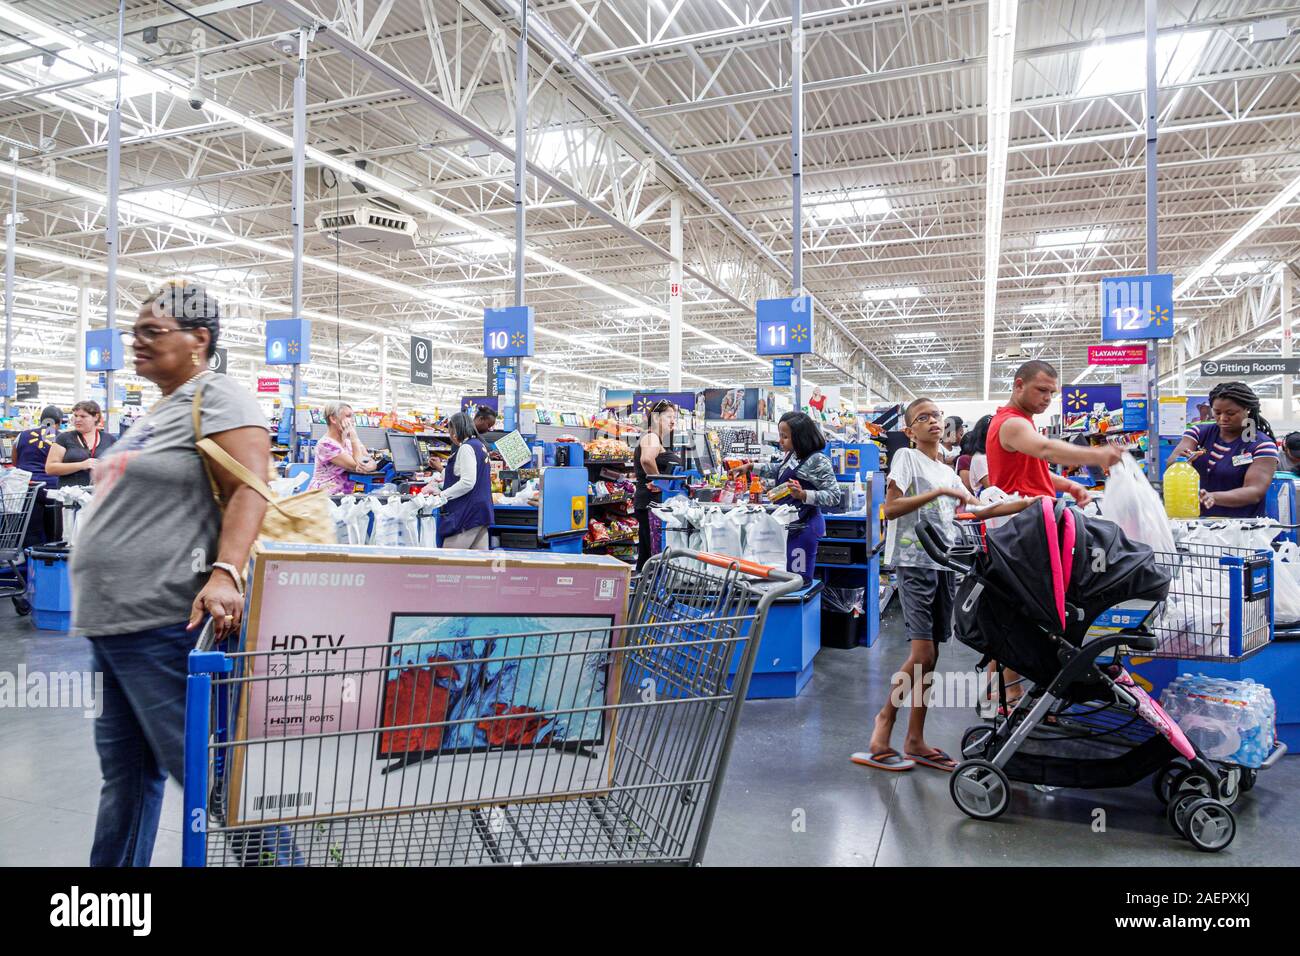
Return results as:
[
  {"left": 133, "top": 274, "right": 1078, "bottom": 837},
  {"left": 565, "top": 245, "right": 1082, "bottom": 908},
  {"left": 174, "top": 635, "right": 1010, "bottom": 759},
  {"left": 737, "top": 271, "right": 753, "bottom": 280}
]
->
[{"left": 1160, "top": 674, "right": 1276, "bottom": 768}]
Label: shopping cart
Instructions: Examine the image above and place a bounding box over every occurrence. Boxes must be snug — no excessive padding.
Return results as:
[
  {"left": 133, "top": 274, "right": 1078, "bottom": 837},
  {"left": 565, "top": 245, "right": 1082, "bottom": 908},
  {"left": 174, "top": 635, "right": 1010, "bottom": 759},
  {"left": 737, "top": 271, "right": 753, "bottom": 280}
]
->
[
  {"left": 182, "top": 548, "right": 800, "bottom": 866},
  {"left": 1147, "top": 543, "right": 1272, "bottom": 662},
  {"left": 0, "top": 480, "right": 44, "bottom": 614}
]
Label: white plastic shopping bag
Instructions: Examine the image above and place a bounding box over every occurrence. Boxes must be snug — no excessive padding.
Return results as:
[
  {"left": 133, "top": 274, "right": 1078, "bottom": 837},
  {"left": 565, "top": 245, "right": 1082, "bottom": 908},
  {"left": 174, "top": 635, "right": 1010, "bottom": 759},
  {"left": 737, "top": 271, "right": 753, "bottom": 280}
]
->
[
  {"left": 977, "top": 485, "right": 1023, "bottom": 529},
  {"left": 1273, "top": 542, "right": 1300, "bottom": 623},
  {"left": 740, "top": 505, "right": 798, "bottom": 570},
  {"left": 269, "top": 471, "right": 309, "bottom": 498},
  {"left": 1, "top": 467, "right": 32, "bottom": 512},
  {"left": 1102, "top": 456, "right": 1176, "bottom": 554},
  {"left": 700, "top": 506, "right": 744, "bottom": 573}
]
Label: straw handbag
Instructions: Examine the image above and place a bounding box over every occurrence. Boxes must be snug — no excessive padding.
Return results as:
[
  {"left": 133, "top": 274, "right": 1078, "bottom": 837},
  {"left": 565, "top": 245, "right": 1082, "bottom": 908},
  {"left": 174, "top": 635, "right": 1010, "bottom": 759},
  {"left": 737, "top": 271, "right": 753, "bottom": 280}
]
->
[{"left": 193, "top": 380, "right": 335, "bottom": 545}]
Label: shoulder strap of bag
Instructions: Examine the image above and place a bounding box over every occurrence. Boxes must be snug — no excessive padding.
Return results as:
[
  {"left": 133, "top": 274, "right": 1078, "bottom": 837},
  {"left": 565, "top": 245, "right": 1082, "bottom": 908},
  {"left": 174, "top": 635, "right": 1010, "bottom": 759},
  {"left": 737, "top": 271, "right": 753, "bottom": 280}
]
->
[
  {"left": 191, "top": 377, "right": 224, "bottom": 508},
  {"left": 192, "top": 378, "right": 289, "bottom": 515},
  {"left": 196, "top": 435, "right": 286, "bottom": 510}
]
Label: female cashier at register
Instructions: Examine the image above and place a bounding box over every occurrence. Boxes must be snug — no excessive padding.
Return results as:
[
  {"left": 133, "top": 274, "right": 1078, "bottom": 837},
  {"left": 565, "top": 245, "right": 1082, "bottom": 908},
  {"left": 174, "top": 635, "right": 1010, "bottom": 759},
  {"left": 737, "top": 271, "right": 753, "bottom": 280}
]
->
[
  {"left": 1169, "top": 381, "right": 1279, "bottom": 518},
  {"left": 731, "top": 412, "right": 842, "bottom": 583}
]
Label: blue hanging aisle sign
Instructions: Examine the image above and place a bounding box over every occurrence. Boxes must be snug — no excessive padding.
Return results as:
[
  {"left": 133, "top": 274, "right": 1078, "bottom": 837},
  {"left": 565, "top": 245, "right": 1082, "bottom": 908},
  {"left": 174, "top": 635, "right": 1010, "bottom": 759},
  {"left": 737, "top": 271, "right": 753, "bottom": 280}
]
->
[
  {"left": 772, "top": 358, "right": 793, "bottom": 386},
  {"left": 755, "top": 296, "right": 814, "bottom": 356},
  {"left": 483, "top": 306, "right": 535, "bottom": 358},
  {"left": 1099, "top": 274, "right": 1174, "bottom": 341},
  {"left": 85, "top": 329, "right": 125, "bottom": 371},
  {"left": 266, "top": 318, "right": 311, "bottom": 365}
]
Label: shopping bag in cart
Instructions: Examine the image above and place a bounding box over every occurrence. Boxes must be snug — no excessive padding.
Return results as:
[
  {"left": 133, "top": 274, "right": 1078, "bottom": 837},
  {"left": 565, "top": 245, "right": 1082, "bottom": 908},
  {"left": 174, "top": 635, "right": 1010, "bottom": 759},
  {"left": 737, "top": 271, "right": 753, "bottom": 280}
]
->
[
  {"left": 1, "top": 468, "right": 32, "bottom": 512},
  {"left": 1273, "top": 541, "right": 1300, "bottom": 622},
  {"left": 739, "top": 504, "right": 797, "bottom": 570},
  {"left": 700, "top": 507, "right": 745, "bottom": 574},
  {"left": 1103, "top": 456, "right": 1175, "bottom": 554}
]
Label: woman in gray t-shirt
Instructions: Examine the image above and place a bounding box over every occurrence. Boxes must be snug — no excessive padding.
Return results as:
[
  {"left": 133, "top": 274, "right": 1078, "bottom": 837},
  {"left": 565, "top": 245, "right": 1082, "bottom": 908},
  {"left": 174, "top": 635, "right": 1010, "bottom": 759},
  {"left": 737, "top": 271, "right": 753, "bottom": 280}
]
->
[{"left": 72, "top": 281, "right": 274, "bottom": 867}]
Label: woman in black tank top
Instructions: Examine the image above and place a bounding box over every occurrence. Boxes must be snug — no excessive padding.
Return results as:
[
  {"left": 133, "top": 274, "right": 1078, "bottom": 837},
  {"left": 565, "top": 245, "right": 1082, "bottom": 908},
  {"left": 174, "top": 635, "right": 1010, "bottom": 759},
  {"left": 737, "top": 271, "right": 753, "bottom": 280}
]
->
[{"left": 634, "top": 400, "right": 680, "bottom": 569}]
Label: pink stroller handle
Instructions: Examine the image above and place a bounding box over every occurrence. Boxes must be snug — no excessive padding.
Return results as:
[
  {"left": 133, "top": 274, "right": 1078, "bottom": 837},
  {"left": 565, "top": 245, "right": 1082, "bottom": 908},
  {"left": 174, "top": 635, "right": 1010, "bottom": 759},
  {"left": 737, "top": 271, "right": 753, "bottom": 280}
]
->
[{"left": 1115, "top": 668, "right": 1196, "bottom": 760}]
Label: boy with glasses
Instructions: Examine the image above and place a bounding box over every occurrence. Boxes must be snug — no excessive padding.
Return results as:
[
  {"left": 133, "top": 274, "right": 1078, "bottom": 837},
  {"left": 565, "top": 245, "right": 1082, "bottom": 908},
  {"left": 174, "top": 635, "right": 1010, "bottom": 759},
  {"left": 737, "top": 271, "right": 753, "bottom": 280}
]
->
[{"left": 853, "top": 398, "right": 977, "bottom": 773}]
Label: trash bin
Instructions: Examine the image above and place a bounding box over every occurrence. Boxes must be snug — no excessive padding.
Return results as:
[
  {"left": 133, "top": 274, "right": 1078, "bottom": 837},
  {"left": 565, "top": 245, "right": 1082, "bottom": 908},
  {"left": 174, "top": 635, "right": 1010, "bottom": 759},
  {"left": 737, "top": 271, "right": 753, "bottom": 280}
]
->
[
  {"left": 25, "top": 545, "right": 71, "bottom": 632},
  {"left": 820, "top": 586, "right": 865, "bottom": 649}
]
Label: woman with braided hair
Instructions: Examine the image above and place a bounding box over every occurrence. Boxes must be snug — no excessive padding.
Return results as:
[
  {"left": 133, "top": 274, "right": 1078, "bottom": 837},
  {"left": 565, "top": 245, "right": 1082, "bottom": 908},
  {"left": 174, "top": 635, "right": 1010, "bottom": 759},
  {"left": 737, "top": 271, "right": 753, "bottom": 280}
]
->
[{"left": 1169, "top": 381, "right": 1279, "bottom": 517}]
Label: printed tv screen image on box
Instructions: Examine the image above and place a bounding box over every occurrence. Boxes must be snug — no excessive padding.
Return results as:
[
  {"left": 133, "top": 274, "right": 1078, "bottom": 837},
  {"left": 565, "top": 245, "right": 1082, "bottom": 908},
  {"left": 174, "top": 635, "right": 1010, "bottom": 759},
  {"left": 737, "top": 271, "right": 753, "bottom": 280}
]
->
[
  {"left": 229, "top": 613, "right": 618, "bottom": 826},
  {"left": 379, "top": 613, "right": 613, "bottom": 761},
  {"left": 221, "top": 547, "right": 631, "bottom": 827}
]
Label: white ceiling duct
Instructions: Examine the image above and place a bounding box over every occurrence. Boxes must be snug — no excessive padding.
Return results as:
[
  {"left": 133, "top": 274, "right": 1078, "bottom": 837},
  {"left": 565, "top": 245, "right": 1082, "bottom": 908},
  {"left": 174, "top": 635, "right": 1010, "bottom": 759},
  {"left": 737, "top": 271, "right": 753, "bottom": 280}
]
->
[{"left": 316, "top": 203, "right": 419, "bottom": 252}]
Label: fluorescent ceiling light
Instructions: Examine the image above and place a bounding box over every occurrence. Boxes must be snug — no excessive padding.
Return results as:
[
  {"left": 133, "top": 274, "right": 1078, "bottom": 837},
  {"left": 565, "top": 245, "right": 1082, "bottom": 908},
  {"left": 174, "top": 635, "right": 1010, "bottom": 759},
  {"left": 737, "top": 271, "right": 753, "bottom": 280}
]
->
[
  {"left": 864, "top": 286, "right": 922, "bottom": 301},
  {"left": 1176, "top": 172, "right": 1300, "bottom": 297},
  {"left": 128, "top": 189, "right": 219, "bottom": 221},
  {"left": 1020, "top": 341, "right": 1043, "bottom": 348},
  {"left": 811, "top": 188, "right": 890, "bottom": 222},
  {"left": 17, "top": 46, "right": 166, "bottom": 100},
  {"left": 1076, "top": 30, "right": 1210, "bottom": 98},
  {"left": 1215, "top": 260, "right": 1270, "bottom": 277},
  {"left": 895, "top": 331, "right": 938, "bottom": 340},
  {"left": 0, "top": 4, "right": 745, "bottom": 387},
  {"left": 982, "top": 0, "right": 1019, "bottom": 401},
  {"left": 532, "top": 129, "right": 601, "bottom": 171},
  {"left": 1035, "top": 228, "right": 1105, "bottom": 248},
  {"left": 1, "top": 159, "right": 476, "bottom": 317},
  {"left": 456, "top": 239, "right": 513, "bottom": 259},
  {"left": 1020, "top": 302, "right": 1070, "bottom": 313}
]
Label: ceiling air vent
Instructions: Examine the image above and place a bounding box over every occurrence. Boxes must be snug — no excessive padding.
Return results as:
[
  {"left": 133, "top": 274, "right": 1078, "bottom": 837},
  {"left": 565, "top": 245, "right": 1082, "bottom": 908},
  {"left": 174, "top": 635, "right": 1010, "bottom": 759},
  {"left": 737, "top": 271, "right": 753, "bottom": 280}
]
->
[{"left": 315, "top": 203, "right": 418, "bottom": 252}]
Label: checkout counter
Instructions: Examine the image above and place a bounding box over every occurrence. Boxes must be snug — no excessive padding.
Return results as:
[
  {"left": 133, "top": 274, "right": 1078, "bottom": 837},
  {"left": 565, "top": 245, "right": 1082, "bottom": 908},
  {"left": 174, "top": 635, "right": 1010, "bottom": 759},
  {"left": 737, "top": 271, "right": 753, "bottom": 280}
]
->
[
  {"left": 817, "top": 442, "right": 887, "bottom": 648},
  {"left": 489, "top": 441, "right": 590, "bottom": 554}
]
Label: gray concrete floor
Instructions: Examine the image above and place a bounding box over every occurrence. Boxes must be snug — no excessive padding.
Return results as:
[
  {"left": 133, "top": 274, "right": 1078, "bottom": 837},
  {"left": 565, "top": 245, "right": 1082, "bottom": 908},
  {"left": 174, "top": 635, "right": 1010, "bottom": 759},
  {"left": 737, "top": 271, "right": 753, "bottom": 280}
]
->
[{"left": 1, "top": 596, "right": 1295, "bottom": 866}]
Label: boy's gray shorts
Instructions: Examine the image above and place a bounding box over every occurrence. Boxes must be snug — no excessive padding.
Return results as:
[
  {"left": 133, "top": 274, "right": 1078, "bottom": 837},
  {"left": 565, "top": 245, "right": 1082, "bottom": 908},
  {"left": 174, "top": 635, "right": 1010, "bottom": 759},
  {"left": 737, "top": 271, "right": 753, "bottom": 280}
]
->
[{"left": 896, "top": 566, "right": 956, "bottom": 643}]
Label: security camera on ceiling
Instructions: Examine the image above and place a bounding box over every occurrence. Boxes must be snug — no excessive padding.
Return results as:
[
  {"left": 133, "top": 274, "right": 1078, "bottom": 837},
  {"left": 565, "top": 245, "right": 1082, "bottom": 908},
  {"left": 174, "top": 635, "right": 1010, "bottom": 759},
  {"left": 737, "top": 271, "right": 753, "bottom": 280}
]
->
[{"left": 188, "top": 80, "right": 206, "bottom": 110}]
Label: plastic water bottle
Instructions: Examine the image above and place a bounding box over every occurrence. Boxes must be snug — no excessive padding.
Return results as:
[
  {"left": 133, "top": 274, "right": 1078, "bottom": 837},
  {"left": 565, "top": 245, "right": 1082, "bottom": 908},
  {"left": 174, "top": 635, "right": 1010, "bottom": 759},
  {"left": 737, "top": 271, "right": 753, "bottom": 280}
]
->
[
  {"left": 1163, "top": 458, "right": 1200, "bottom": 519},
  {"left": 852, "top": 473, "right": 866, "bottom": 514}
]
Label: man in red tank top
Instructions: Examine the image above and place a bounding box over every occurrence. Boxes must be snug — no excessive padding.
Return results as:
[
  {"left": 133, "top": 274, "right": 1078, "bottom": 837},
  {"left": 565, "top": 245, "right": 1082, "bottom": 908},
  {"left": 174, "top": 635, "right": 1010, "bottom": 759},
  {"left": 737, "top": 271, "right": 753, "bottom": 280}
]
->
[
  {"left": 987, "top": 360, "right": 1125, "bottom": 507},
  {"left": 984, "top": 361, "right": 1126, "bottom": 710}
]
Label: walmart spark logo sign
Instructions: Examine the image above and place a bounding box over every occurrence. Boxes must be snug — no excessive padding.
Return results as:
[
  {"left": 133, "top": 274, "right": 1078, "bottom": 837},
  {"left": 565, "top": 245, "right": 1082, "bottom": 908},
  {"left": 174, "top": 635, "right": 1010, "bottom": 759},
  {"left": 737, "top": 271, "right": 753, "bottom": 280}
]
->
[
  {"left": 756, "top": 296, "right": 814, "bottom": 356},
  {"left": 1100, "top": 273, "right": 1174, "bottom": 341},
  {"left": 265, "top": 318, "right": 310, "bottom": 365},
  {"left": 1065, "top": 387, "right": 1090, "bottom": 411}
]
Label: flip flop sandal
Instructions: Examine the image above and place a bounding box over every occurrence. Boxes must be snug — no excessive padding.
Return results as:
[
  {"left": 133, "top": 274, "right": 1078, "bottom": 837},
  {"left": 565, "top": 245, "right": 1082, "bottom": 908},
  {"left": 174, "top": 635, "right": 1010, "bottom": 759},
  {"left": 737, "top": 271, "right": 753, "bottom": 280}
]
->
[
  {"left": 905, "top": 748, "right": 958, "bottom": 772},
  {"left": 850, "top": 749, "right": 915, "bottom": 772}
]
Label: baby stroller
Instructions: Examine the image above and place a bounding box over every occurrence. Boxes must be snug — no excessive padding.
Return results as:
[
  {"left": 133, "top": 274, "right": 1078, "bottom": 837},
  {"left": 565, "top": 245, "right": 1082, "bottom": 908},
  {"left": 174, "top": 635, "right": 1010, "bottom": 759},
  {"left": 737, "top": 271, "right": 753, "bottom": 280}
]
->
[{"left": 917, "top": 498, "right": 1239, "bottom": 852}]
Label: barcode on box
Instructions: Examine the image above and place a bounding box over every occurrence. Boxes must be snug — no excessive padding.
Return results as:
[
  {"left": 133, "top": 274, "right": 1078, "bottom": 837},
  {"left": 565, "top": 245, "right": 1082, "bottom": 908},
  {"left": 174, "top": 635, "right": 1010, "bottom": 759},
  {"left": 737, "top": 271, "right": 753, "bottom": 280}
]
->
[{"left": 253, "top": 791, "right": 314, "bottom": 812}]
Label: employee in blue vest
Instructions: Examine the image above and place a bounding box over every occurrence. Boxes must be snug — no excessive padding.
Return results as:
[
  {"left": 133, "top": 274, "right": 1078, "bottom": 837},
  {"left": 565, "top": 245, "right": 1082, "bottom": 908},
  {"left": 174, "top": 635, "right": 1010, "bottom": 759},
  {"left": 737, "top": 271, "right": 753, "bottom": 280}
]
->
[
  {"left": 437, "top": 411, "right": 495, "bottom": 549},
  {"left": 15, "top": 405, "right": 65, "bottom": 547}
]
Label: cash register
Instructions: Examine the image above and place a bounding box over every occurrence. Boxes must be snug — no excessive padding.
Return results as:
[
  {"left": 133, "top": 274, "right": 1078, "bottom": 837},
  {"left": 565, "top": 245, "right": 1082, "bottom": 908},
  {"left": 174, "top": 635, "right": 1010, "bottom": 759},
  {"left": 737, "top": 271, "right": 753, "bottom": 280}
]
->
[{"left": 386, "top": 433, "right": 424, "bottom": 478}]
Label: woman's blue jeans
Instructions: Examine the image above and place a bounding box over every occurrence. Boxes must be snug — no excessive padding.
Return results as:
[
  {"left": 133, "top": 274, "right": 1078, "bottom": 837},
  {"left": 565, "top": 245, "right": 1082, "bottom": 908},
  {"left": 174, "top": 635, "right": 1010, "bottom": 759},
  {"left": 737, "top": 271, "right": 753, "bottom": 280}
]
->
[{"left": 89, "top": 621, "right": 299, "bottom": 867}]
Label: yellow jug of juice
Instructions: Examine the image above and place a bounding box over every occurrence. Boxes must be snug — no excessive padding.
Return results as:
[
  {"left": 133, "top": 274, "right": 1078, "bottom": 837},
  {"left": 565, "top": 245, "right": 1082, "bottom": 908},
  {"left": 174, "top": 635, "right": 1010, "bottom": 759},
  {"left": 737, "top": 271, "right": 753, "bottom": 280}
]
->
[{"left": 1163, "top": 458, "right": 1200, "bottom": 519}]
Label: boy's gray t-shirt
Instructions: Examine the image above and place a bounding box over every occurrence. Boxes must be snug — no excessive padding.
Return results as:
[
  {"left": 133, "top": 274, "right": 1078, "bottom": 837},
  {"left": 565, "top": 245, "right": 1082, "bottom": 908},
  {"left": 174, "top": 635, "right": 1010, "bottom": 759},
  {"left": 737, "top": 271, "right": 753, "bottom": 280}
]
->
[{"left": 70, "top": 372, "right": 267, "bottom": 637}]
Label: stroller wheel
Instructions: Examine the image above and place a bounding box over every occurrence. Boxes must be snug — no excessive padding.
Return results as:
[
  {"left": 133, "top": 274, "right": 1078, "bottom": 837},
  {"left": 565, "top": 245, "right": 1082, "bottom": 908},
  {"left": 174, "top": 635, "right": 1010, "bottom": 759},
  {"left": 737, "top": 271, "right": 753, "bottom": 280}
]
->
[
  {"left": 1152, "top": 762, "right": 1185, "bottom": 806},
  {"left": 12, "top": 596, "right": 31, "bottom": 616},
  {"left": 1239, "top": 768, "right": 1258, "bottom": 793},
  {"left": 950, "top": 759, "right": 1011, "bottom": 821},
  {"left": 960, "top": 724, "right": 995, "bottom": 760},
  {"left": 1183, "top": 799, "right": 1236, "bottom": 852},
  {"left": 1171, "top": 767, "right": 1218, "bottom": 803},
  {"left": 1167, "top": 791, "right": 1202, "bottom": 838},
  {"left": 1217, "top": 769, "right": 1241, "bottom": 808}
]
